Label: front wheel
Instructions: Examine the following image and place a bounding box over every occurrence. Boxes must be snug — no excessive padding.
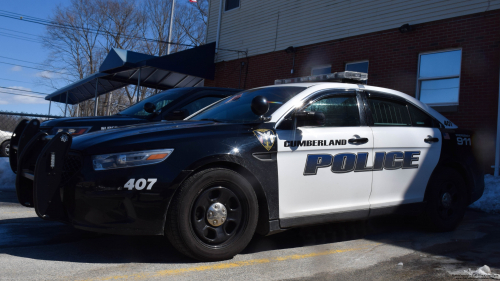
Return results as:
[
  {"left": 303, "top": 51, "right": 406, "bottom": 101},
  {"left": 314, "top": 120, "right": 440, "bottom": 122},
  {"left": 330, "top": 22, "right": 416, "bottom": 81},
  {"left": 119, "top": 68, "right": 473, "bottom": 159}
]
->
[
  {"left": 424, "top": 167, "right": 467, "bottom": 232},
  {"left": 166, "top": 168, "right": 258, "bottom": 261}
]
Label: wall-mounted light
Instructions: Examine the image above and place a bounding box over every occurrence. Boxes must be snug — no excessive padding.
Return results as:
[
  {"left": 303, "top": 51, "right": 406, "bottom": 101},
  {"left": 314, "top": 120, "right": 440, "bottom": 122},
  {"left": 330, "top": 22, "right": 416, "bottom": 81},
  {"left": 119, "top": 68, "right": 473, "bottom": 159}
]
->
[
  {"left": 285, "top": 46, "right": 297, "bottom": 74},
  {"left": 285, "top": 46, "right": 296, "bottom": 54},
  {"left": 399, "top": 23, "right": 414, "bottom": 33}
]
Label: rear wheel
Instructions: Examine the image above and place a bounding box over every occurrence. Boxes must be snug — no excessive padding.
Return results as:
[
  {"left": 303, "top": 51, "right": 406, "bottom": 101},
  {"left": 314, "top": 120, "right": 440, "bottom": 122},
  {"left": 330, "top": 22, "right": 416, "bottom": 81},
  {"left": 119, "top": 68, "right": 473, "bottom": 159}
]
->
[
  {"left": 166, "top": 168, "right": 258, "bottom": 261},
  {"left": 1, "top": 140, "right": 10, "bottom": 157},
  {"left": 424, "top": 167, "right": 467, "bottom": 232}
]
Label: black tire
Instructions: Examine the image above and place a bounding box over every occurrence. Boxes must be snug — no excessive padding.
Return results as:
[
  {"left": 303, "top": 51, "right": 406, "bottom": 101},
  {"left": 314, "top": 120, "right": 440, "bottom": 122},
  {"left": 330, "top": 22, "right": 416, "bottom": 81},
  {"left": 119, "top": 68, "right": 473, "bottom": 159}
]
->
[
  {"left": 424, "top": 167, "right": 467, "bottom": 232},
  {"left": 0, "top": 140, "right": 10, "bottom": 157},
  {"left": 165, "top": 168, "right": 258, "bottom": 261}
]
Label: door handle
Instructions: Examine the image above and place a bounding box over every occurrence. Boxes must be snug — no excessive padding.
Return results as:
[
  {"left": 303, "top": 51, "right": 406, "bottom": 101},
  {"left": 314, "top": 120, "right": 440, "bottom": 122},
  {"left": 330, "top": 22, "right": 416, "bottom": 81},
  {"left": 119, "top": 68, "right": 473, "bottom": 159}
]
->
[
  {"left": 348, "top": 137, "right": 369, "bottom": 144},
  {"left": 424, "top": 137, "right": 439, "bottom": 143}
]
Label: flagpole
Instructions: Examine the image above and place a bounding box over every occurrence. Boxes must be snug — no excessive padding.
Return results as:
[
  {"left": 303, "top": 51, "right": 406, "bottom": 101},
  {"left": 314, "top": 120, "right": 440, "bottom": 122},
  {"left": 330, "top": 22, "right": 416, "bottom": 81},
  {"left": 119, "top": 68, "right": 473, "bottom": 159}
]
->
[{"left": 167, "top": 0, "right": 175, "bottom": 55}]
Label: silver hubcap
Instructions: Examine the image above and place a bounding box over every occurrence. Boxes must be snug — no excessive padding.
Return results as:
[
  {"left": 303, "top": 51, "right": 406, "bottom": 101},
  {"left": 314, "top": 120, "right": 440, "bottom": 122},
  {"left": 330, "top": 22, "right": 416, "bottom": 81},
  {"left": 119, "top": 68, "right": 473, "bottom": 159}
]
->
[
  {"left": 442, "top": 192, "right": 452, "bottom": 208},
  {"left": 207, "top": 202, "right": 227, "bottom": 227}
]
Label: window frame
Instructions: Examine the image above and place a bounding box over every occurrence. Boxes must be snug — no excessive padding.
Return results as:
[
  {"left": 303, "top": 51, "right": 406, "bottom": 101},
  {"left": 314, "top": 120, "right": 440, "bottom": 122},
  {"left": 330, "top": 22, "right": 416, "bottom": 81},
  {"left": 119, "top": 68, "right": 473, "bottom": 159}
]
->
[
  {"left": 362, "top": 91, "right": 442, "bottom": 128},
  {"left": 311, "top": 64, "right": 331, "bottom": 76},
  {"left": 224, "top": 0, "right": 240, "bottom": 12},
  {"left": 280, "top": 90, "right": 366, "bottom": 128},
  {"left": 415, "top": 48, "right": 462, "bottom": 107},
  {"left": 345, "top": 60, "right": 369, "bottom": 73}
]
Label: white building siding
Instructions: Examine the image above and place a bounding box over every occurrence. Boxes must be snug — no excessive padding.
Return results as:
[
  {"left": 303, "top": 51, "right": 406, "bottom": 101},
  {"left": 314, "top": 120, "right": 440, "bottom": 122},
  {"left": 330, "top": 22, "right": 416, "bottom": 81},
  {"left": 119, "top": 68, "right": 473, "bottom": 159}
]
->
[{"left": 207, "top": 0, "right": 500, "bottom": 62}]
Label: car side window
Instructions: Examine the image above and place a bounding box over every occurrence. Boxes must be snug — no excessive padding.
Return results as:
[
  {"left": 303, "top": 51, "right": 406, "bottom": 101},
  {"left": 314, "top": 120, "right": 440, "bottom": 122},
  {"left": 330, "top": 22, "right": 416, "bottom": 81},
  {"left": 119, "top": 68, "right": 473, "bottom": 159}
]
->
[
  {"left": 368, "top": 98, "right": 411, "bottom": 126},
  {"left": 180, "top": 96, "right": 223, "bottom": 115},
  {"left": 408, "top": 104, "right": 439, "bottom": 127},
  {"left": 304, "top": 95, "right": 360, "bottom": 127}
]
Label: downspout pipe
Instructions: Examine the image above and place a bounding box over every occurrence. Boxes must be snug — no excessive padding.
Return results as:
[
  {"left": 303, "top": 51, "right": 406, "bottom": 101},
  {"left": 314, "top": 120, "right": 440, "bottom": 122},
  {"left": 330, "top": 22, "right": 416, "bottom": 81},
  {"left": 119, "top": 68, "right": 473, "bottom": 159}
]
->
[
  {"left": 495, "top": 65, "right": 500, "bottom": 176},
  {"left": 215, "top": 0, "right": 223, "bottom": 53}
]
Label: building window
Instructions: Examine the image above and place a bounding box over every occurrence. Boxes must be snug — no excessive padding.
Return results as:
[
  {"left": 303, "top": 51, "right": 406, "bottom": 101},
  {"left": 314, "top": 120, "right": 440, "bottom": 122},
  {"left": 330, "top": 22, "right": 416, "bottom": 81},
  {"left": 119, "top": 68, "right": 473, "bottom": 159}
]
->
[
  {"left": 345, "top": 61, "right": 369, "bottom": 73},
  {"left": 311, "top": 65, "right": 331, "bottom": 75},
  {"left": 417, "top": 49, "right": 461, "bottom": 106},
  {"left": 225, "top": 0, "right": 240, "bottom": 11}
]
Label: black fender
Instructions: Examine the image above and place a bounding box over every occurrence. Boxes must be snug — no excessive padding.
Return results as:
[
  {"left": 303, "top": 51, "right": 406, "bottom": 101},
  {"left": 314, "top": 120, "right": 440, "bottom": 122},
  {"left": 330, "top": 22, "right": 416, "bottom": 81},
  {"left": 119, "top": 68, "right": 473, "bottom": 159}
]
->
[
  {"left": 424, "top": 129, "right": 484, "bottom": 205},
  {"left": 161, "top": 154, "right": 273, "bottom": 236}
]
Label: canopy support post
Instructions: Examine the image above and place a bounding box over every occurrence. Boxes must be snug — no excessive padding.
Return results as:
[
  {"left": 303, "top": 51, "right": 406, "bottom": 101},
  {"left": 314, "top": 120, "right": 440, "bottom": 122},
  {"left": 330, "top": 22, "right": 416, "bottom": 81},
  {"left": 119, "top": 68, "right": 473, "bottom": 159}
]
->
[
  {"left": 48, "top": 98, "right": 52, "bottom": 116},
  {"left": 107, "top": 93, "right": 113, "bottom": 116},
  {"left": 76, "top": 103, "right": 80, "bottom": 117},
  {"left": 64, "top": 92, "right": 68, "bottom": 117},
  {"left": 94, "top": 78, "right": 99, "bottom": 116},
  {"left": 136, "top": 68, "right": 142, "bottom": 103}
]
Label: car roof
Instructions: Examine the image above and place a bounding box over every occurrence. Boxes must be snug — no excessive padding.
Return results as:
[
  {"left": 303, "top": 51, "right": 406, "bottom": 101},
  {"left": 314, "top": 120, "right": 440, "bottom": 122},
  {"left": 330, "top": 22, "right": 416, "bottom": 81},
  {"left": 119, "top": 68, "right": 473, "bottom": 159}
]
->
[{"left": 267, "top": 83, "right": 457, "bottom": 128}]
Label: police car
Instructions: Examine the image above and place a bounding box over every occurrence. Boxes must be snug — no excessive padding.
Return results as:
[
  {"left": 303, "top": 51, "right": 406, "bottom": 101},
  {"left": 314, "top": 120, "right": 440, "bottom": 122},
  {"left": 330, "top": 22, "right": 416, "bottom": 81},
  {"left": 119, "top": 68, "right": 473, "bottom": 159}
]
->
[
  {"left": 12, "top": 71, "right": 483, "bottom": 262},
  {"left": 8, "top": 87, "right": 239, "bottom": 173}
]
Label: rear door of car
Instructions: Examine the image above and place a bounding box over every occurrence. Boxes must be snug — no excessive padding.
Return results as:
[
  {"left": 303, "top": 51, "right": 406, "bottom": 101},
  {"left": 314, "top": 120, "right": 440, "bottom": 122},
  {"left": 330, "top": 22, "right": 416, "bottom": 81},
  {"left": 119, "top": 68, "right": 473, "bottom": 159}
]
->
[{"left": 363, "top": 91, "right": 442, "bottom": 210}]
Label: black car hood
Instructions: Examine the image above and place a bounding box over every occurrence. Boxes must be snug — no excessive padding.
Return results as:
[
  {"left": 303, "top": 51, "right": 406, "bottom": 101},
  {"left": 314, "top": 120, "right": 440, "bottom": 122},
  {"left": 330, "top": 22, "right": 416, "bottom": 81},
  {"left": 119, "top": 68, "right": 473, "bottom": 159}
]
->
[
  {"left": 70, "top": 120, "right": 248, "bottom": 154},
  {"left": 41, "top": 115, "right": 147, "bottom": 129}
]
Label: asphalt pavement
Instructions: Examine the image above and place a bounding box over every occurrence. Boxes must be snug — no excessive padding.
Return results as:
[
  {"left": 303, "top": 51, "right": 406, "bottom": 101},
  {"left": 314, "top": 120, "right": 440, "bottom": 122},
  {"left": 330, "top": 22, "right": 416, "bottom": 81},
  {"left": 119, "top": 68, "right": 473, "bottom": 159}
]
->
[{"left": 1, "top": 188, "right": 499, "bottom": 280}]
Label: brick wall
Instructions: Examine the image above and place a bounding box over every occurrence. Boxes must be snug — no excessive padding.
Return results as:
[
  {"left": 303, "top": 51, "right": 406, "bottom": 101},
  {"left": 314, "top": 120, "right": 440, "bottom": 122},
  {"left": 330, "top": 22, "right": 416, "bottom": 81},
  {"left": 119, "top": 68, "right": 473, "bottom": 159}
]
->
[{"left": 206, "top": 10, "right": 500, "bottom": 172}]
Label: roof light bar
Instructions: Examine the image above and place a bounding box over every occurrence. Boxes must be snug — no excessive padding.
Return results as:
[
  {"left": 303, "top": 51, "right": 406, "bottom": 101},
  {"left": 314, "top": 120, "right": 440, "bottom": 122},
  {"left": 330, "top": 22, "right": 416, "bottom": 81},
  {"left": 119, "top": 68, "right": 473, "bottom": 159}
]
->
[{"left": 274, "top": 71, "right": 368, "bottom": 85}]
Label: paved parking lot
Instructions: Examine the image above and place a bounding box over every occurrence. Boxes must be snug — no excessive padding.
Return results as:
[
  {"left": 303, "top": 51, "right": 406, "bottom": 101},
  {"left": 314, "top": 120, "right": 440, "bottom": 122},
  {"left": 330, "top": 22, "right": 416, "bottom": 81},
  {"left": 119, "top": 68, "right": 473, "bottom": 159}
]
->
[{"left": 1, "top": 188, "right": 499, "bottom": 280}]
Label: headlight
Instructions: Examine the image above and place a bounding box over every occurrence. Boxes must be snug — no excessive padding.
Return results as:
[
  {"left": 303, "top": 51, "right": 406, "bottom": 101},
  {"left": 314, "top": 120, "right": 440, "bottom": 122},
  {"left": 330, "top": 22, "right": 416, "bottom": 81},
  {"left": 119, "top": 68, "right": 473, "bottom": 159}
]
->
[
  {"left": 92, "top": 149, "right": 174, "bottom": 171},
  {"left": 54, "top": 127, "right": 91, "bottom": 136}
]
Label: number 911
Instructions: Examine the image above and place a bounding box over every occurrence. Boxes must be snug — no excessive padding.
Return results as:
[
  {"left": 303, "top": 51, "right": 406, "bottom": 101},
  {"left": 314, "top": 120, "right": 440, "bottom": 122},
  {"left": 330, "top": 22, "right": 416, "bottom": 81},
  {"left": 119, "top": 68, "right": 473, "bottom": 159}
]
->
[{"left": 457, "top": 137, "right": 471, "bottom": 146}]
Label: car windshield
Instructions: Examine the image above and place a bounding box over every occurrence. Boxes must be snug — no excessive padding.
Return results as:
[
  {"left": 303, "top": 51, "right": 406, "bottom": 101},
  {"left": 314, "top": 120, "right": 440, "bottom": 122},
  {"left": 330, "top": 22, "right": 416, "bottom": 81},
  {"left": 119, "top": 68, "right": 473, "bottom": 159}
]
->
[
  {"left": 117, "top": 88, "right": 191, "bottom": 118},
  {"left": 189, "top": 86, "right": 306, "bottom": 123}
]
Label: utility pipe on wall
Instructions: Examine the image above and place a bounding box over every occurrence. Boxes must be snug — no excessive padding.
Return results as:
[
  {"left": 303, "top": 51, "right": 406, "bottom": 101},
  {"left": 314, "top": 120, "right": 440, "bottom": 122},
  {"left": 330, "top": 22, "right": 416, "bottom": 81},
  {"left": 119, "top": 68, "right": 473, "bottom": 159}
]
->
[
  {"left": 215, "top": 0, "right": 223, "bottom": 53},
  {"left": 495, "top": 65, "right": 500, "bottom": 176}
]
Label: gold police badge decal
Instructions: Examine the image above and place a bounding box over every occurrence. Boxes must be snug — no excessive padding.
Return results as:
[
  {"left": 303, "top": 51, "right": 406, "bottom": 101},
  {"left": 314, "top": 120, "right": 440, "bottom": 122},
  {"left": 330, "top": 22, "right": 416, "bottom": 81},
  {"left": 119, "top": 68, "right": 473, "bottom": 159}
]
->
[{"left": 253, "top": 129, "right": 276, "bottom": 151}]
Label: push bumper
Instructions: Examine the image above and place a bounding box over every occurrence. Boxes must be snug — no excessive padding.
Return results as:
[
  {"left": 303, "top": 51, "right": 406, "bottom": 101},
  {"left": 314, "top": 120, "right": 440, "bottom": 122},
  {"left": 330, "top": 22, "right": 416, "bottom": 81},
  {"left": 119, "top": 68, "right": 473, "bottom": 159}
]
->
[{"left": 11, "top": 120, "right": 174, "bottom": 235}]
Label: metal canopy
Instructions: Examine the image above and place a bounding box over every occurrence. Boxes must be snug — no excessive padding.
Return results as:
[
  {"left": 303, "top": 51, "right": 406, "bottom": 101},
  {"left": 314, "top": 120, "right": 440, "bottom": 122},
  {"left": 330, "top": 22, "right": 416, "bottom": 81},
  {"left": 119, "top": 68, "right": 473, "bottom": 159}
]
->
[
  {"left": 99, "top": 48, "right": 155, "bottom": 73},
  {"left": 44, "top": 73, "right": 129, "bottom": 105},
  {"left": 101, "top": 42, "right": 216, "bottom": 90},
  {"left": 45, "top": 43, "right": 216, "bottom": 105}
]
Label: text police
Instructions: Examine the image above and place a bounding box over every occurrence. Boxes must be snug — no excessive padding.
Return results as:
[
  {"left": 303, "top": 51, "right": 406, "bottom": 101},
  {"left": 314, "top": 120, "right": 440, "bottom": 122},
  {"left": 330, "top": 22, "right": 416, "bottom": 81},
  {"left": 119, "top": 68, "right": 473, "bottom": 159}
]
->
[{"left": 304, "top": 151, "right": 421, "bottom": 175}]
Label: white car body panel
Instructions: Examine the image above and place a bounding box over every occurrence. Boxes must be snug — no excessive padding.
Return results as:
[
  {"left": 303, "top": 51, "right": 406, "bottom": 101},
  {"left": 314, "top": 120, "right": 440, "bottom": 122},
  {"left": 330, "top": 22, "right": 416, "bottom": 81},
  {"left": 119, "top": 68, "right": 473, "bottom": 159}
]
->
[
  {"left": 269, "top": 82, "right": 447, "bottom": 221},
  {"left": 276, "top": 126, "right": 374, "bottom": 219},
  {"left": 369, "top": 127, "right": 442, "bottom": 208}
]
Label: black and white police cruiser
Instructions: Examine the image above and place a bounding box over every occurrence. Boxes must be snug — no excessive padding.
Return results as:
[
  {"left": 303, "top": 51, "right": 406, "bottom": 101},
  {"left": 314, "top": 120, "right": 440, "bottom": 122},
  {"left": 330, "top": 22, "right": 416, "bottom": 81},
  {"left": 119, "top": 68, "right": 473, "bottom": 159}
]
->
[{"left": 13, "top": 71, "right": 483, "bottom": 261}]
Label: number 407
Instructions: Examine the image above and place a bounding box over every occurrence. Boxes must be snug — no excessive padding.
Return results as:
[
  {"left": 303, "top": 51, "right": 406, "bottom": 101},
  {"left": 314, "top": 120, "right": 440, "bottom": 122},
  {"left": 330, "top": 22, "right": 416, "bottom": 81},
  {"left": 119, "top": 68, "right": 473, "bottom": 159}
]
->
[{"left": 124, "top": 178, "right": 157, "bottom": 190}]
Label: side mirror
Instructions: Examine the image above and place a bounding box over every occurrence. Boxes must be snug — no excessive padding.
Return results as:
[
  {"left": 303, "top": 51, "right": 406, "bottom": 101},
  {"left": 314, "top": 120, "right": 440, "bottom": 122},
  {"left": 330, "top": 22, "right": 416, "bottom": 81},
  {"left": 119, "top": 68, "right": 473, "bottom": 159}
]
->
[
  {"left": 164, "top": 109, "right": 189, "bottom": 120},
  {"left": 251, "top": 96, "right": 269, "bottom": 116},
  {"left": 144, "top": 102, "right": 156, "bottom": 114},
  {"left": 294, "top": 111, "right": 325, "bottom": 127}
]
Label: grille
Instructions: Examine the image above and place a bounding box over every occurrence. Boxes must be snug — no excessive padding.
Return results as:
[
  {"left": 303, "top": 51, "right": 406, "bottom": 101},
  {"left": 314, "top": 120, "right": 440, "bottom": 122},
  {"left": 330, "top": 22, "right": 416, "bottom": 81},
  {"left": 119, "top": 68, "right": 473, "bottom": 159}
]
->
[{"left": 61, "top": 153, "right": 82, "bottom": 184}]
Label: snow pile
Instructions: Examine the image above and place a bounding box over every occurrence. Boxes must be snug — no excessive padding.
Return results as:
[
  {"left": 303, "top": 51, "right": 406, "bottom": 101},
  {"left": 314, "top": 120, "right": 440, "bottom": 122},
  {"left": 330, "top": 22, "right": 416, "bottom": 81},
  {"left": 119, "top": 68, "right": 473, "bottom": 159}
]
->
[
  {"left": 463, "top": 265, "right": 500, "bottom": 279},
  {"left": 0, "top": 158, "right": 15, "bottom": 189},
  {"left": 469, "top": 175, "right": 500, "bottom": 213}
]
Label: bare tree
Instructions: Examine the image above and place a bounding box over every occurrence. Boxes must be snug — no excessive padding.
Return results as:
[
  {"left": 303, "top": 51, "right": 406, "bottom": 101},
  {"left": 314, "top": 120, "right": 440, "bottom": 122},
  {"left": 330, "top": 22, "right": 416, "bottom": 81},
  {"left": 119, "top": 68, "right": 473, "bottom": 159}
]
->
[{"left": 40, "top": 0, "right": 209, "bottom": 117}]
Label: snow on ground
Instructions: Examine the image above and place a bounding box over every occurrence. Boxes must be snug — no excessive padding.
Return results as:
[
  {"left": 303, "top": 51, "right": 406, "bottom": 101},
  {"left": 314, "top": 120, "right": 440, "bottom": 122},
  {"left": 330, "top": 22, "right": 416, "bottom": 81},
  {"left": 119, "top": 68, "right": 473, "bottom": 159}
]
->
[
  {"left": 0, "top": 157, "right": 15, "bottom": 189},
  {"left": 469, "top": 175, "right": 500, "bottom": 213}
]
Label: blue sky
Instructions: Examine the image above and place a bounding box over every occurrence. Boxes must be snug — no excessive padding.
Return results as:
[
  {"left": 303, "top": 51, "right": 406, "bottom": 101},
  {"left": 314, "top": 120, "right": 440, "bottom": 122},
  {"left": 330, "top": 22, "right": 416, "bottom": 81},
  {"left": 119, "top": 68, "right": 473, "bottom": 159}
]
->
[{"left": 0, "top": 1, "right": 67, "bottom": 115}]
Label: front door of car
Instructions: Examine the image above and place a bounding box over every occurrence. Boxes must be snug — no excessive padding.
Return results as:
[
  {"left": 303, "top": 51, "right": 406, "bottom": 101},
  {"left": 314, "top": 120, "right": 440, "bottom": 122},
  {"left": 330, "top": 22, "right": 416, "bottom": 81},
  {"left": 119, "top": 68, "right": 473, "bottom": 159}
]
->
[
  {"left": 364, "top": 93, "right": 442, "bottom": 209},
  {"left": 276, "top": 91, "right": 374, "bottom": 223}
]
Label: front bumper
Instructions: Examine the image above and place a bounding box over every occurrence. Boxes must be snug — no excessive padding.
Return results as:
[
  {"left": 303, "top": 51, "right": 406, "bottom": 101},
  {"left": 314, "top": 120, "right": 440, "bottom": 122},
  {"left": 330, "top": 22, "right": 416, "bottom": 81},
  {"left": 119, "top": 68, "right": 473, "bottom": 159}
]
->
[{"left": 11, "top": 120, "right": 181, "bottom": 236}]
